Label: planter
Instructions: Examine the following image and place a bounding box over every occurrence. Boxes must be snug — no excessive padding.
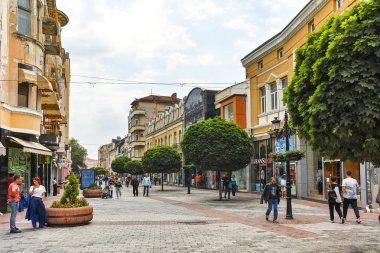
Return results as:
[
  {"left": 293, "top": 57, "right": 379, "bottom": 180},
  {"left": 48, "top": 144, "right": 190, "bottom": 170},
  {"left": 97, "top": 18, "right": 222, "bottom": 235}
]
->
[
  {"left": 83, "top": 188, "right": 102, "bottom": 198},
  {"left": 46, "top": 206, "right": 93, "bottom": 226}
]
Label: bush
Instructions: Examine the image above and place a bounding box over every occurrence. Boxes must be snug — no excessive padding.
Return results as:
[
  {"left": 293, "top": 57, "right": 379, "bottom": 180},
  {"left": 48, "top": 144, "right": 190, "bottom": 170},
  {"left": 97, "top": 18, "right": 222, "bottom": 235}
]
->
[
  {"left": 86, "top": 183, "right": 101, "bottom": 189},
  {"left": 51, "top": 173, "right": 89, "bottom": 208}
]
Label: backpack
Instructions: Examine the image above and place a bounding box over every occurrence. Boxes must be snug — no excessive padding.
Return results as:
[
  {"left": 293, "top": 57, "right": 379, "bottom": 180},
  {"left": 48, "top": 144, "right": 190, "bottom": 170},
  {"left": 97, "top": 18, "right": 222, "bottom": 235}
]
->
[{"left": 328, "top": 185, "right": 338, "bottom": 202}]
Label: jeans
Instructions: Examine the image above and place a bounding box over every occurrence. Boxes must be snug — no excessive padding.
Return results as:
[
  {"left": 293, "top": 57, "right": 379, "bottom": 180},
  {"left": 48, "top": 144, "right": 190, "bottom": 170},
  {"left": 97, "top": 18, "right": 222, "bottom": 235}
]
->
[
  {"left": 343, "top": 198, "right": 360, "bottom": 219},
  {"left": 143, "top": 186, "right": 150, "bottom": 196},
  {"left": 328, "top": 201, "right": 342, "bottom": 221},
  {"left": 133, "top": 186, "right": 139, "bottom": 196},
  {"left": 224, "top": 189, "right": 231, "bottom": 199},
  {"left": 9, "top": 201, "right": 19, "bottom": 231},
  {"left": 116, "top": 187, "right": 121, "bottom": 198},
  {"left": 266, "top": 199, "right": 278, "bottom": 221}
]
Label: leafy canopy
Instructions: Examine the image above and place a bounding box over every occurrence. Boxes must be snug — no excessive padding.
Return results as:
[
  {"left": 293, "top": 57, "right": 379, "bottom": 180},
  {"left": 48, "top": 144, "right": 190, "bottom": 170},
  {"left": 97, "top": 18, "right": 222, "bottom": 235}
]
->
[
  {"left": 69, "top": 138, "right": 88, "bottom": 173},
  {"left": 142, "top": 146, "right": 182, "bottom": 174},
  {"left": 181, "top": 117, "right": 253, "bottom": 172},
  {"left": 111, "top": 156, "right": 131, "bottom": 174},
  {"left": 284, "top": 0, "right": 380, "bottom": 164},
  {"left": 125, "top": 160, "right": 144, "bottom": 175}
]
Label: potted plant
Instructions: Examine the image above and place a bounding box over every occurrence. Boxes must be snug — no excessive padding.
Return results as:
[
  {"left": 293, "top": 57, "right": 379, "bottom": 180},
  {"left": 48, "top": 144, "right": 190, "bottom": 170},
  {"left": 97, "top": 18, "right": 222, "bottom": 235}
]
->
[
  {"left": 270, "top": 150, "right": 305, "bottom": 162},
  {"left": 83, "top": 183, "right": 102, "bottom": 198},
  {"left": 46, "top": 173, "right": 93, "bottom": 226}
]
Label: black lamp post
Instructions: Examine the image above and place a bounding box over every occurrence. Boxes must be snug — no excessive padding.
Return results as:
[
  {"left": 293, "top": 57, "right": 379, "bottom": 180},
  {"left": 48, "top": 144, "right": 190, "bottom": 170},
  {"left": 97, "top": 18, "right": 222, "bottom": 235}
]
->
[{"left": 272, "top": 111, "right": 294, "bottom": 220}]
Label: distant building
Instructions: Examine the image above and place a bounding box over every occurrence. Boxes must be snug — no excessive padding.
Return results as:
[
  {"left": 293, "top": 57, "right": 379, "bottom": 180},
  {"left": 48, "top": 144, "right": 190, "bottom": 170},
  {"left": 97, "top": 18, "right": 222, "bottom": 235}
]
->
[{"left": 128, "top": 93, "right": 180, "bottom": 160}]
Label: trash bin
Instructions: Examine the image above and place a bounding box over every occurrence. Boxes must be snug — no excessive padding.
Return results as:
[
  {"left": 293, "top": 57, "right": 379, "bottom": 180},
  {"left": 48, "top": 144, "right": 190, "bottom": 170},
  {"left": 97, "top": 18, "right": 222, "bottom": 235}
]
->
[{"left": 255, "top": 183, "right": 261, "bottom": 191}]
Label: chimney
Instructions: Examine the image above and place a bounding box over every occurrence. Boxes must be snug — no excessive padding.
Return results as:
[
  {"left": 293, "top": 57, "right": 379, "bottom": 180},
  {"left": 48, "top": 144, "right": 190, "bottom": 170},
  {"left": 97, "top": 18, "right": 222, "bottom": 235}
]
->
[{"left": 171, "top": 93, "right": 177, "bottom": 101}]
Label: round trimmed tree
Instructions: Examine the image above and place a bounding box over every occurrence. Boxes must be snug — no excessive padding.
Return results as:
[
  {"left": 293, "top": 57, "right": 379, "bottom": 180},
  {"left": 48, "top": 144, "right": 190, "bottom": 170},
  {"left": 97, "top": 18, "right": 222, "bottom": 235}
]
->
[
  {"left": 111, "top": 156, "right": 131, "bottom": 175},
  {"left": 284, "top": 0, "right": 380, "bottom": 164},
  {"left": 181, "top": 117, "right": 253, "bottom": 199},
  {"left": 142, "top": 146, "right": 182, "bottom": 191},
  {"left": 125, "top": 160, "right": 144, "bottom": 176}
]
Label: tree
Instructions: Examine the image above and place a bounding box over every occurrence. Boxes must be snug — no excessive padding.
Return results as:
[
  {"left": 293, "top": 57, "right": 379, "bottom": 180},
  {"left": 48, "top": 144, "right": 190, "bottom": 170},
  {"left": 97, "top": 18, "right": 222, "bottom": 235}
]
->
[
  {"left": 181, "top": 117, "right": 253, "bottom": 199},
  {"left": 125, "top": 160, "right": 144, "bottom": 175},
  {"left": 142, "top": 146, "right": 182, "bottom": 191},
  {"left": 284, "top": 0, "right": 380, "bottom": 164},
  {"left": 69, "top": 138, "right": 88, "bottom": 173},
  {"left": 93, "top": 167, "right": 107, "bottom": 175},
  {"left": 111, "top": 156, "right": 131, "bottom": 174}
]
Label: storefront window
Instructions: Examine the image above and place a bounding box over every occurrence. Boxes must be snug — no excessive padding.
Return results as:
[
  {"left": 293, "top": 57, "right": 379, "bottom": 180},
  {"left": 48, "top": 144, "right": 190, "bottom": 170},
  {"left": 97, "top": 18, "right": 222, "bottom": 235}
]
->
[
  {"left": 233, "top": 167, "right": 247, "bottom": 190},
  {"left": 307, "top": 146, "right": 323, "bottom": 198},
  {"left": 8, "top": 148, "right": 31, "bottom": 193},
  {"left": 252, "top": 139, "right": 273, "bottom": 191}
]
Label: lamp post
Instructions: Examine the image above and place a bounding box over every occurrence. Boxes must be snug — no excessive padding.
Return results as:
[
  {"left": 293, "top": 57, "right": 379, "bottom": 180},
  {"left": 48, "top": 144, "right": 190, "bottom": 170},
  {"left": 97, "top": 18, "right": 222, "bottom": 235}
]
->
[{"left": 271, "top": 111, "right": 293, "bottom": 220}]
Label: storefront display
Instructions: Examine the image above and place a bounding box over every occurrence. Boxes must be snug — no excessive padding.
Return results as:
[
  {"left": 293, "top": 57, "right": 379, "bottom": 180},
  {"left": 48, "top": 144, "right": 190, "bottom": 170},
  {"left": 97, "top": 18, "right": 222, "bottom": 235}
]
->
[{"left": 8, "top": 148, "right": 31, "bottom": 193}]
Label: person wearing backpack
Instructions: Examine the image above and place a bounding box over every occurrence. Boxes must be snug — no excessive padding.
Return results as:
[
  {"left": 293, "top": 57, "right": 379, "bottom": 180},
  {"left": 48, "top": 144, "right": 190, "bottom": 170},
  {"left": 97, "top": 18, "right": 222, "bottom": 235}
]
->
[
  {"left": 376, "top": 187, "right": 380, "bottom": 222},
  {"left": 328, "top": 176, "right": 343, "bottom": 224}
]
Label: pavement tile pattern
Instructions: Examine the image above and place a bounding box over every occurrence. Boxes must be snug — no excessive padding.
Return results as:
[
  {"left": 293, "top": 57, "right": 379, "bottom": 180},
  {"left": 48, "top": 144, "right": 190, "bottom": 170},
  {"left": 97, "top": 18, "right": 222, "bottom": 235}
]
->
[{"left": 0, "top": 186, "right": 379, "bottom": 253}]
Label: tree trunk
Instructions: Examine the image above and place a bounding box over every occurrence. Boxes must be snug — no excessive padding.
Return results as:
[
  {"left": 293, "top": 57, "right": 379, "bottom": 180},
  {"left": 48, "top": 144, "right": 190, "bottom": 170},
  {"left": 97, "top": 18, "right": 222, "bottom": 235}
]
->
[
  {"left": 218, "top": 170, "right": 222, "bottom": 200},
  {"left": 161, "top": 173, "right": 164, "bottom": 191}
]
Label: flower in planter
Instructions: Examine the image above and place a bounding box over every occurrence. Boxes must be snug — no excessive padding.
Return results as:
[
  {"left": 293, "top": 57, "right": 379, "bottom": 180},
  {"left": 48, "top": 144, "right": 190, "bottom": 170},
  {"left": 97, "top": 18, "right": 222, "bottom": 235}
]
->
[{"left": 51, "top": 173, "right": 89, "bottom": 208}]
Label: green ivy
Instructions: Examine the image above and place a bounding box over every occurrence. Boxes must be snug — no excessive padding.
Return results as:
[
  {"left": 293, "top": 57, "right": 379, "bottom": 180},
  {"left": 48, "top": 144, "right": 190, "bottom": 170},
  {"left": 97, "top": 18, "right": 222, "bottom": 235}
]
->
[{"left": 284, "top": 0, "right": 380, "bottom": 164}]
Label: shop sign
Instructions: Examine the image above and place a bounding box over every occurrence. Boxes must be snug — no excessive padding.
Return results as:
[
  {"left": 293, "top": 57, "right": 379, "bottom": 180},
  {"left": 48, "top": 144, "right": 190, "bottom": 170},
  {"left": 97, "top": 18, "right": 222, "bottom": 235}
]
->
[
  {"left": 81, "top": 169, "right": 95, "bottom": 189},
  {"left": 8, "top": 148, "right": 31, "bottom": 173},
  {"left": 275, "top": 136, "right": 295, "bottom": 153},
  {"left": 253, "top": 158, "right": 273, "bottom": 165}
]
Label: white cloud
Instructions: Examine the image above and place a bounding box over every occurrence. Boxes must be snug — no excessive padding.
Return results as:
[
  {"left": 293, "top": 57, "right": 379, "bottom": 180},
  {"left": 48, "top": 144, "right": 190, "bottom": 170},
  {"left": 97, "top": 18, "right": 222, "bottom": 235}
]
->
[
  {"left": 222, "top": 18, "right": 250, "bottom": 30},
  {"left": 166, "top": 53, "right": 215, "bottom": 69},
  {"left": 179, "top": 0, "right": 226, "bottom": 20}
]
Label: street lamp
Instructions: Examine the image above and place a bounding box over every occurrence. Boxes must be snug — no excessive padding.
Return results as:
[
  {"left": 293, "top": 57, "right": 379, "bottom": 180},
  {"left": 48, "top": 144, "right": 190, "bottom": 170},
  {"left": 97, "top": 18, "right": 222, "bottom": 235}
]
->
[{"left": 271, "top": 111, "right": 294, "bottom": 220}]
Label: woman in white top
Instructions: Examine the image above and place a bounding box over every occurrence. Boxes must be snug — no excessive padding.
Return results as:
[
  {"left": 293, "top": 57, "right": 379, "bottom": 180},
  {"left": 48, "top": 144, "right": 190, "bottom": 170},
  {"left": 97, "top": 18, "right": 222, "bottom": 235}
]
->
[{"left": 26, "top": 177, "right": 46, "bottom": 229}]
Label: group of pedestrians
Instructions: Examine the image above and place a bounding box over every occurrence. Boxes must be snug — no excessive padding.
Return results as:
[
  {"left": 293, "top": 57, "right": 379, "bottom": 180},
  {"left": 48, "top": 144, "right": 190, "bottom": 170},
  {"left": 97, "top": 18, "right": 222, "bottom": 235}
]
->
[
  {"left": 261, "top": 171, "right": 368, "bottom": 224},
  {"left": 223, "top": 174, "right": 237, "bottom": 199},
  {"left": 8, "top": 175, "right": 47, "bottom": 233}
]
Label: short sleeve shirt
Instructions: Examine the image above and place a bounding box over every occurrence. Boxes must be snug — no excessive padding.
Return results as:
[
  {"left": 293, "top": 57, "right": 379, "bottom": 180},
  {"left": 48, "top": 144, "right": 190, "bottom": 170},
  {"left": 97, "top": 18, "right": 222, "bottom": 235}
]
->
[
  {"left": 342, "top": 178, "right": 358, "bottom": 199},
  {"left": 29, "top": 185, "right": 46, "bottom": 198}
]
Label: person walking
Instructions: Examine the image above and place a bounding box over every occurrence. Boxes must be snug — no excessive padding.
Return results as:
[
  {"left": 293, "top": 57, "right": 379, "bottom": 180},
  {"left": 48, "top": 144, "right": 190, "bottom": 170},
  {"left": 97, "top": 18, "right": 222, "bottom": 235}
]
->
[
  {"left": 342, "top": 171, "right": 361, "bottom": 224},
  {"left": 375, "top": 187, "right": 380, "bottom": 222},
  {"left": 142, "top": 174, "right": 151, "bottom": 197},
  {"left": 26, "top": 177, "right": 46, "bottom": 230},
  {"left": 52, "top": 177, "right": 58, "bottom": 196},
  {"left": 109, "top": 180, "right": 114, "bottom": 198},
  {"left": 115, "top": 179, "right": 122, "bottom": 199},
  {"left": 223, "top": 175, "right": 232, "bottom": 199},
  {"left": 8, "top": 175, "right": 22, "bottom": 233},
  {"left": 328, "top": 176, "right": 344, "bottom": 223},
  {"left": 261, "top": 177, "right": 281, "bottom": 223},
  {"left": 231, "top": 175, "right": 237, "bottom": 196},
  {"left": 131, "top": 177, "right": 139, "bottom": 197}
]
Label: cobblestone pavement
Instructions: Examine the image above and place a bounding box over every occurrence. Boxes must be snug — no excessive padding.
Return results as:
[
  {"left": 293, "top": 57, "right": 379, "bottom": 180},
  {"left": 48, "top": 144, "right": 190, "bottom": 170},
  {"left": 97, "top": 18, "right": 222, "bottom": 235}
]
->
[{"left": 0, "top": 186, "right": 379, "bottom": 253}]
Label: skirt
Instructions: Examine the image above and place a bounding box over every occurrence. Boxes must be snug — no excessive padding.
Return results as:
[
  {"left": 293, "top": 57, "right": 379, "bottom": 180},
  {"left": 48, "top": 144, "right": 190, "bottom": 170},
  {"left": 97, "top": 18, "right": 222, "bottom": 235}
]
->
[{"left": 25, "top": 196, "right": 46, "bottom": 224}]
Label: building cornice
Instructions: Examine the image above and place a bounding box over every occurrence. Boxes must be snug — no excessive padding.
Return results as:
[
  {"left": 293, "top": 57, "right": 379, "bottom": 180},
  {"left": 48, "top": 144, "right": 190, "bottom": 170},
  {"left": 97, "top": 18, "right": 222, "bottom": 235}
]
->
[{"left": 241, "top": 0, "right": 329, "bottom": 68}]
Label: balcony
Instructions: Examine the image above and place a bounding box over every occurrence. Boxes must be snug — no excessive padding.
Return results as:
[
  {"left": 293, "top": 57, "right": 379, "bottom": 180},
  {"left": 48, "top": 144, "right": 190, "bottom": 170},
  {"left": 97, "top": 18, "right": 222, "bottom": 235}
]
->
[
  {"left": 42, "top": 18, "right": 58, "bottom": 35},
  {"left": 45, "top": 41, "right": 61, "bottom": 56},
  {"left": 130, "top": 140, "right": 145, "bottom": 148},
  {"left": 129, "top": 110, "right": 145, "bottom": 119},
  {"left": 129, "top": 125, "right": 145, "bottom": 133}
]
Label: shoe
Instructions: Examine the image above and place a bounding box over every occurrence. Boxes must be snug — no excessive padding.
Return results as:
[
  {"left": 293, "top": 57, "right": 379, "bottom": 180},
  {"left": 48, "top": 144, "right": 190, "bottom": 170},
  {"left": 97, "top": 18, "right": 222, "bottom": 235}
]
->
[
  {"left": 10, "top": 230, "right": 22, "bottom": 233},
  {"left": 341, "top": 217, "right": 345, "bottom": 224},
  {"left": 356, "top": 218, "right": 361, "bottom": 224},
  {"left": 266, "top": 215, "right": 269, "bottom": 221},
  {"left": 273, "top": 220, "right": 279, "bottom": 224},
  {"left": 329, "top": 220, "right": 334, "bottom": 223}
]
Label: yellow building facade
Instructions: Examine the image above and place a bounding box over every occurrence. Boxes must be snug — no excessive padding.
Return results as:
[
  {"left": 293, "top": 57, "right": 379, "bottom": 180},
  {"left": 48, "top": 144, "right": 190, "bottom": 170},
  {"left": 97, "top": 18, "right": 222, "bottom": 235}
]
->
[
  {"left": 145, "top": 101, "right": 184, "bottom": 185},
  {"left": 242, "top": 0, "right": 361, "bottom": 200},
  {"left": 0, "top": 0, "right": 70, "bottom": 212}
]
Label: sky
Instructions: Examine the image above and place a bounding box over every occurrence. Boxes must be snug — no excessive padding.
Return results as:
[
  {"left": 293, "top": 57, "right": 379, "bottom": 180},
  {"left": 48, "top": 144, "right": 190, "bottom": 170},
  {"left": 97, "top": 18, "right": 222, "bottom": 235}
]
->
[{"left": 57, "top": 0, "right": 310, "bottom": 159}]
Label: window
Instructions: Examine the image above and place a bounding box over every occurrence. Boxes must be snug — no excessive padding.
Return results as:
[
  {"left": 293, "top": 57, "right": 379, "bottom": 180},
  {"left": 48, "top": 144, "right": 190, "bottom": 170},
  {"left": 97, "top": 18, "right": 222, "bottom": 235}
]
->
[
  {"left": 18, "top": 0, "right": 31, "bottom": 36},
  {"left": 224, "top": 103, "right": 234, "bottom": 122},
  {"left": 278, "top": 48, "right": 285, "bottom": 59},
  {"left": 174, "top": 132, "right": 177, "bottom": 144},
  {"left": 281, "top": 77, "right": 288, "bottom": 106},
  {"left": 18, "top": 83, "right": 29, "bottom": 107},
  {"left": 309, "top": 20, "right": 315, "bottom": 32},
  {"left": 179, "top": 130, "right": 182, "bottom": 141},
  {"left": 37, "top": 4, "right": 41, "bottom": 37},
  {"left": 336, "top": 0, "right": 343, "bottom": 9},
  {"left": 258, "top": 60, "right": 264, "bottom": 70},
  {"left": 260, "top": 87, "right": 266, "bottom": 113},
  {"left": 134, "top": 148, "right": 139, "bottom": 157},
  {"left": 270, "top": 82, "right": 278, "bottom": 110}
]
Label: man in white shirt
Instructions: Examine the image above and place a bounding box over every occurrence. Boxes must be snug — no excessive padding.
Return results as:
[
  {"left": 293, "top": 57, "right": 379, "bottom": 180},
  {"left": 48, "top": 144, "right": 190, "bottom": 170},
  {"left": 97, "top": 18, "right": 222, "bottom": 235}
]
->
[
  {"left": 342, "top": 171, "right": 361, "bottom": 224},
  {"left": 142, "top": 174, "right": 151, "bottom": 197}
]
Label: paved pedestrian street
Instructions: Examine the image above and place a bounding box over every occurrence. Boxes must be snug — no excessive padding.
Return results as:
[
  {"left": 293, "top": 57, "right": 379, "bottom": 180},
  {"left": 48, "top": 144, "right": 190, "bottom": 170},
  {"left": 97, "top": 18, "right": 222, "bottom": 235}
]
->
[{"left": 1, "top": 186, "right": 379, "bottom": 253}]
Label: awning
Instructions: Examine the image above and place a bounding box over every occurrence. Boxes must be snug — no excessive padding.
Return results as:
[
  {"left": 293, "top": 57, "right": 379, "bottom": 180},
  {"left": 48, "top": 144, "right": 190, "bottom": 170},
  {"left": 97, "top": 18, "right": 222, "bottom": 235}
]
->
[
  {"left": 9, "top": 136, "right": 52, "bottom": 156},
  {"left": 0, "top": 141, "right": 5, "bottom": 156},
  {"left": 37, "top": 74, "right": 54, "bottom": 93},
  {"left": 18, "top": 69, "right": 37, "bottom": 84}
]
